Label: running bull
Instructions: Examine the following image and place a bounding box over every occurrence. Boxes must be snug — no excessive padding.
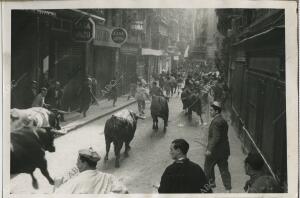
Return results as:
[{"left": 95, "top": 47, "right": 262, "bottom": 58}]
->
[
  {"left": 104, "top": 109, "right": 144, "bottom": 168},
  {"left": 11, "top": 107, "right": 62, "bottom": 131},
  {"left": 150, "top": 95, "right": 169, "bottom": 132},
  {"left": 181, "top": 89, "right": 204, "bottom": 125},
  {"left": 11, "top": 126, "right": 56, "bottom": 189}
]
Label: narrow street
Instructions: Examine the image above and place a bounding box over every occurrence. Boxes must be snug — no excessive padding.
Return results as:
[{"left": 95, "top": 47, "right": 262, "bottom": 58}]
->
[
  {"left": 10, "top": 95, "right": 247, "bottom": 194},
  {"left": 8, "top": 7, "right": 290, "bottom": 195}
]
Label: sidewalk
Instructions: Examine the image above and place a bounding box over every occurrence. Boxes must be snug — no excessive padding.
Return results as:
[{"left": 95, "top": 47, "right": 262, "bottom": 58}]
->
[{"left": 59, "top": 95, "right": 136, "bottom": 134}]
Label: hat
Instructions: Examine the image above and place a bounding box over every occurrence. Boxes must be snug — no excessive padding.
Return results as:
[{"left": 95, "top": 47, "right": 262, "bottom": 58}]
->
[
  {"left": 79, "top": 147, "right": 101, "bottom": 162},
  {"left": 211, "top": 101, "right": 222, "bottom": 109},
  {"left": 41, "top": 87, "right": 47, "bottom": 91}
]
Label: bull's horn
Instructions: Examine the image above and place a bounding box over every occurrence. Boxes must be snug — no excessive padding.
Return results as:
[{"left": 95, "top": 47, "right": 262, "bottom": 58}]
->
[
  {"left": 52, "top": 109, "right": 69, "bottom": 114},
  {"left": 136, "top": 115, "right": 146, "bottom": 120},
  {"left": 56, "top": 110, "right": 69, "bottom": 114}
]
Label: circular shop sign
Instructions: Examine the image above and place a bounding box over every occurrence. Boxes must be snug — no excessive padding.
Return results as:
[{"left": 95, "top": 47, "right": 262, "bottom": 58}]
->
[{"left": 111, "top": 27, "right": 127, "bottom": 45}]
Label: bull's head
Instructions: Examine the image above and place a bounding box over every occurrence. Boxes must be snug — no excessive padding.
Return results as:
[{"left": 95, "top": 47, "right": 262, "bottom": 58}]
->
[
  {"left": 48, "top": 111, "right": 61, "bottom": 130},
  {"left": 36, "top": 128, "right": 56, "bottom": 152}
]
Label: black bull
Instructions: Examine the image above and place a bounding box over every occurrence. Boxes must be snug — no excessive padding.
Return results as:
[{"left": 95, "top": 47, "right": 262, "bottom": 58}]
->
[
  {"left": 181, "top": 89, "right": 203, "bottom": 121},
  {"left": 150, "top": 95, "right": 169, "bottom": 132},
  {"left": 11, "top": 127, "right": 56, "bottom": 189},
  {"left": 104, "top": 112, "right": 143, "bottom": 168}
]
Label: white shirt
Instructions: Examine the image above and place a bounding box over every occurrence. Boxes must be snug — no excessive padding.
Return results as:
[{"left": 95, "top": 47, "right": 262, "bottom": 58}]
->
[{"left": 54, "top": 169, "right": 128, "bottom": 194}]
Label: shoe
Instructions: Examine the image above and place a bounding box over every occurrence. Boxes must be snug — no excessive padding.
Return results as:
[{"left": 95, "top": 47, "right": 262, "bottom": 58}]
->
[
  {"left": 210, "top": 182, "right": 216, "bottom": 188},
  {"left": 226, "top": 190, "right": 231, "bottom": 193}
]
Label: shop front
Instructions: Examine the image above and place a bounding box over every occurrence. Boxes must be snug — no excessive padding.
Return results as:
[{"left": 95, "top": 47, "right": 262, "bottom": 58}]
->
[{"left": 92, "top": 25, "right": 121, "bottom": 92}]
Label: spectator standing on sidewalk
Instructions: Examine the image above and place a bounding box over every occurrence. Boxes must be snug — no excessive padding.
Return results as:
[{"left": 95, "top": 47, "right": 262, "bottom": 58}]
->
[
  {"left": 109, "top": 79, "right": 118, "bottom": 107},
  {"left": 24, "top": 80, "right": 38, "bottom": 108},
  {"left": 78, "top": 78, "right": 93, "bottom": 117},
  {"left": 32, "top": 87, "right": 49, "bottom": 108},
  {"left": 157, "top": 139, "right": 212, "bottom": 193},
  {"left": 244, "top": 153, "right": 280, "bottom": 193},
  {"left": 46, "top": 81, "right": 63, "bottom": 109},
  {"left": 204, "top": 101, "right": 232, "bottom": 192},
  {"left": 54, "top": 147, "right": 128, "bottom": 194},
  {"left": 46, "top": 81, "right": 64, "bottom": 121}
]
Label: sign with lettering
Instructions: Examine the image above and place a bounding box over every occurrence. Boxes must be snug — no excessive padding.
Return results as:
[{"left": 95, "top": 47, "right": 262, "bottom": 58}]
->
[
  {"left": 130, "top": 21, "right": 144, "bottom": 31},
  {"left": 111, "top": 28, "right": 127, "bottom": 45},
  {"left": 72, "top": 18, "right": 95, "bottom": 42}
]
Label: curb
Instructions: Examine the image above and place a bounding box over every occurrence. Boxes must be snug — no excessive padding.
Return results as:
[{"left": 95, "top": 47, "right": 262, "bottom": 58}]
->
[{"left": 59, "top": 100, "right": 137, "bottom": 135}]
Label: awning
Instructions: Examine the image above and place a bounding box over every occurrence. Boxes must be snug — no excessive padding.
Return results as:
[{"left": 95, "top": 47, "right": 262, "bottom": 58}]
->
[
  {"left": 233, "top": 25, "right": 284, "bottom": 46},
  {"left": 141, "top": 48, "right": 164, "bottom": 56},
  {"left": 71, "top": 9, "right": 105, "bottom": 24},
  {"left": 26, "top": 9, "right": 56, "bottom": 17}
]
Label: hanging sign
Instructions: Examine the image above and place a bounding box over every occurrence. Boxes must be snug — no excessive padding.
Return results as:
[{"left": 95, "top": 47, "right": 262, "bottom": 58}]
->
[
  {"left": 111, "top": 27, "right": 127, "bottom": 45},
  {"left": 72, "top": 17, "right": 95, "bottom": 42}
]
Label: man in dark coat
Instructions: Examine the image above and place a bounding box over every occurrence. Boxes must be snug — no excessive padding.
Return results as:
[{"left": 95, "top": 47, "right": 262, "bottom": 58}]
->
[
  {"left": 78, "top": 79, "right": 93, "bottom": 117},
  {"left": 244, "top": 153, "right": 280, "bottom": 193},
  {"left": 46, "top": 81, "right": 63, "bottom": 109},
  {"left": 150, "top": 81, "right": 163, "bottom": 97},
  {"left": 204, "top": 101, "right": 231, "bottom": 192},
  {"left": 23, "top": 80, "right": 38, "bottom": 108},
  {"left": 158, "top": 139, "right": 212, "bottom": 193}
]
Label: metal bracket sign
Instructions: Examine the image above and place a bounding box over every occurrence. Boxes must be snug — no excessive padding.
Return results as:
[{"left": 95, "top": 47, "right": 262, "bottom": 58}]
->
[
  {"left": 72, "top": 17, "right": 95, "bottom": 42},
  {"left": 111, "top": 27, "right": 127, "bottom": 45}
]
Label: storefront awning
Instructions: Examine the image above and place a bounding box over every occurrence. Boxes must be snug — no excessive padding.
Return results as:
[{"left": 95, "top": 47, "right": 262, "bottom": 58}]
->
[
  {"left": 233, "top": 25, "right": 284, "bottom": 46},
  {"left": 141, "top": 48, "right": 164, "bottom": 56},
  {"left": 26, "top": 10, "right": 56, "bottom": 17}
]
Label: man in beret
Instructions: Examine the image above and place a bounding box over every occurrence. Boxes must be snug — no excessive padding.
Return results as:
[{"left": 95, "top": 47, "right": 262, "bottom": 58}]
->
[
  {"left": 204, "top": 101, "right": 232, "bottom": 192},
  {"left": 244, "top": 153, "right": 280, "bottom": 193},
  {"left": 54, "top": 147, "right": 128, "bottom": 194}
]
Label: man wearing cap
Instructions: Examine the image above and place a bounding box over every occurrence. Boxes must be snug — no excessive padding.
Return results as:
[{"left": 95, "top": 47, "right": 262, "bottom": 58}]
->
[
  {"left": 204, "top": 101, "right": 232, "bottom": 192},
  {"left": 54, "top": 147, "right": 128, "bottom": 194},
  {"left": 244, "top": 153, "right": 280, "bottom": 193},
  {"left": 32, "top": 87, "right": 49, "bottom": 108}
]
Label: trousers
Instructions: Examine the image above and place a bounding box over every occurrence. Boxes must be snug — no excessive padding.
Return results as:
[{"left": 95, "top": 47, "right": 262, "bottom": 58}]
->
[{"left": 204, "top": 155, "right": 232, "bottom": 190}]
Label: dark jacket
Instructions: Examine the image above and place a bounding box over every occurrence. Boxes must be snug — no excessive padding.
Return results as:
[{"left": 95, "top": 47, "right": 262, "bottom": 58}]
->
[
  {"left": 158, "top": 158, "right": 212, "bottom": 193},
  {"left": 150, "top": 86, "right": 163, "bottom": 96},
  {"left": 244, "top": 172, "right": 280, "bottom": 193},
  {"left": 207, "top": 114, "right": 230, "bottom": 158},
  {"left": 46, "top": 87, "right": 63, "bottom": 108}
]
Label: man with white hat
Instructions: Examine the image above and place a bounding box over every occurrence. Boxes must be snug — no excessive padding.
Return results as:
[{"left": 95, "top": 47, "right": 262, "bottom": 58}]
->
[
  {"left": 54, "top": 147, "right": 128, "bottom": 194},
  {"left": 204, "top": 101, "right": 232, "bottom": 192}
]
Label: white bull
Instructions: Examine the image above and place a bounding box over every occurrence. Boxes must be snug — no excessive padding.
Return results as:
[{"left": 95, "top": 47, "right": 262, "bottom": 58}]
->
[{"left": 10, "top": 107, "right": 61, "bottom": 131}]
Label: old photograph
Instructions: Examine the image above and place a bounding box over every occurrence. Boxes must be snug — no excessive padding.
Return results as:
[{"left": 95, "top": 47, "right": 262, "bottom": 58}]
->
[{"left": 3, "top": 0, "right": 298, "bottom": 196}]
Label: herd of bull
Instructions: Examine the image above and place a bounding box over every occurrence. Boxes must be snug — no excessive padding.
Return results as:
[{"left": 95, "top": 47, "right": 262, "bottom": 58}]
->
[
  {"left": 10, "top": 72, "right": 225, "bottom": 190},
  {"left": 10, "top": 93, "right": 170, "bottom": 189}
]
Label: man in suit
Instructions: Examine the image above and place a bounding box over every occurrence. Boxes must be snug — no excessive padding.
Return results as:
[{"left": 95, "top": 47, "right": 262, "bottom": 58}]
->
[{"left": 204, "top": 101, "right": 231, "bottom": 192}]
